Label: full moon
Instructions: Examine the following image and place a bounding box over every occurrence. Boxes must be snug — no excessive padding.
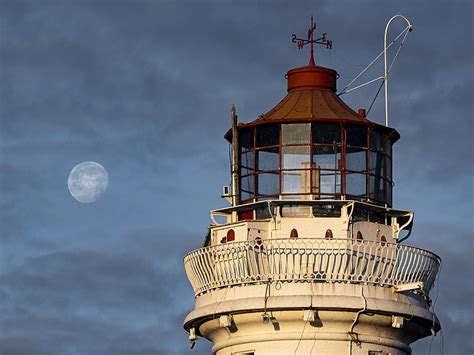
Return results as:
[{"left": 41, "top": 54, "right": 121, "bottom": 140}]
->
[{"left": 68, "top": 161, "right": 109, "bottom": 203}]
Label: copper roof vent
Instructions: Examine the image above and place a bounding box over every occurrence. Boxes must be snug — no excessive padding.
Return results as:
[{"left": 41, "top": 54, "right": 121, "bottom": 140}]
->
[{"left": 286, "top": 64, "right": 337, "bottom": 92}]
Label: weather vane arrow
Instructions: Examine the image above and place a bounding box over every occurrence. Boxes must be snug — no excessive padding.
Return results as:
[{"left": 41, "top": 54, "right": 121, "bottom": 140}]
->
[{"left": 291, "top": 16, "right": 333, "bottom": 66}]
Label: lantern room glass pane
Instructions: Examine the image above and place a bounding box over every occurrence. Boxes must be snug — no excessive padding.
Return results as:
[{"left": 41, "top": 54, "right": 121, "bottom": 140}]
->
[
  {"left": 370, "top": 131, "right": 384, "bottom": 153},
  {"left": 370, "top": 152, "right": 384, "bottom": 177},
  {"left": 318, "top": 170, "right": 341, "bottom": 195},
  {"left": 370, "top": 175, "right": 384, "bottom": 202},
  {"left": 241, "top": 151, "right": 254, "bottom": 175},
  {"left": 257, "top": 173, "right": 279, "bottom": 196},
  {"left": 282, "top": 123, "right": 310, "bottom": 145},
  {"left": 346, "top": 125, "right": 368, "bottom": 147},
  {"left": 256, "top": 125, "right": 279, "bottom": 147},
  {"left": 313, "top": 146, "right": 341, "bottom": 170},
  {"left": 313, "top": 123, "right": 341, "bottom": 144},
  {"left": 282, "top": 146, "right": 310, "bottom": 169},
  {"left": 241, "top": 175, "right": 255, "bottom": 200},
  {"left": 282, "top": 171, "right": 304, "bottom": 195},
  {"left": 239, "top": 128, "right": 254, "bottom": 151},
  {"left": 346, "top": 148, "right": 367, "bottom": 172},
  {"left": 346, "top": 173, "right": 366, "bottom": 197},
  {"left": 257, "top": 147, "right": 279, "bottom": 171}
]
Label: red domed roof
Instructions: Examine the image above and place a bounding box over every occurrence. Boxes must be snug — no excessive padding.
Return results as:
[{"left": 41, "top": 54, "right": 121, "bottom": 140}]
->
[
  {"left": 224, "top": 21, "right": 400, "bottom": 143},
  {"left": 258, "top": 63, "right": 364, "bottom": 122}
]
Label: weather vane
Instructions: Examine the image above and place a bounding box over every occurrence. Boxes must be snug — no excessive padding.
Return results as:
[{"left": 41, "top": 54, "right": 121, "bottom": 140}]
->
[{"left": 291, "top": 16, "right": 333, "bottom": 65}]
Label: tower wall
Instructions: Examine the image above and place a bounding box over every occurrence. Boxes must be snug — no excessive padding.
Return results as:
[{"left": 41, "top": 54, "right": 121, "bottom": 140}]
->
[{"left": 186, "top": 283, "right": 436, "bottom": 354}]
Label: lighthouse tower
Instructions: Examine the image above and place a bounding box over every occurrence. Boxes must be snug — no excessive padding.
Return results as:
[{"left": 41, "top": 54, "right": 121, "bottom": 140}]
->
[{"left": 184, "top": 19, "right": 440, "bottom": 355}]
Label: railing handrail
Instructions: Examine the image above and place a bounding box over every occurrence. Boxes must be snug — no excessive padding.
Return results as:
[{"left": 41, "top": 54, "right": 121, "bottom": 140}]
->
[
  {"left": 184, "top": 238, "right": 440, "bottom": 261},
  {"left": 184, "top": 238, "right": 441, "bottom": 297},
  {"left": 210, "top": 199, "right": 412, "bottom": 217}
]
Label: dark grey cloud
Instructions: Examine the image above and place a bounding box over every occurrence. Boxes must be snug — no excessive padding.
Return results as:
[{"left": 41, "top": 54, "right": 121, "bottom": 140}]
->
[
  {"left": 0, "top": 230, "right": 211, "bottom": 354},
  {"left": 1, "top": 0, "right": 472, "bottom": 354}
]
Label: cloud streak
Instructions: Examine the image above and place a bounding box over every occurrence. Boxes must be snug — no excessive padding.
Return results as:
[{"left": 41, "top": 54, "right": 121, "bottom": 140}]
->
[{"left": 1, "top": 0, "right": 472, "bottom": 354}]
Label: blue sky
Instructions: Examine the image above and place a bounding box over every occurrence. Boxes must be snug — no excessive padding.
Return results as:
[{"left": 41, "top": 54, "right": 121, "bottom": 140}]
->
[{"left": 1, "top": 1, "right": 473, "bottom": 354}]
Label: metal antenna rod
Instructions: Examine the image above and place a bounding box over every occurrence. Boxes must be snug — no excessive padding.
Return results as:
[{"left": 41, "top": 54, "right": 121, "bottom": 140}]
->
[
  {"left": 384, "top": 15, "right": 413, "bottom": 127},
  {"left": 231, "top": 105, "right": 240, "bottom": 212}
]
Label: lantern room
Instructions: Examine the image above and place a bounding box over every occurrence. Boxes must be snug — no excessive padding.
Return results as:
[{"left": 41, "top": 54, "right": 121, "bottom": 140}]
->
[{"left": 225, "top": 60, "right": 399, "bottom": 207}]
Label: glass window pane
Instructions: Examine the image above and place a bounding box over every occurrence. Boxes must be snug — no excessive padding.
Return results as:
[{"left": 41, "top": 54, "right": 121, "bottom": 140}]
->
[
  {"left": 257, "top": 147, "right": 279, "bottom": 171},
  {"left": 369, "top": 210, "right": 385, "bottom": 223},
  {"left": 369, "top": 152, "right": 384, "bottom": 177},
  {"left": 370, "top": 130, "right": 384, "bottom": 153},
  {"left": 282, "top": 169, "right": 316, "bottom": 196},
  {"left": 281, "top": 205, "right": 312, "bottom": 217},
  {"left": 257, "top": 173, "right": 279, "bottom": 196},
  {"left": 241, "top": 190, "right": 253, "bottom": 201},
  {"left": 241, "top": 174, "right": 254, "bottom": 193},
  {"left": 346, "top": 125, "right": 368, "bottom": 147},
  {"left": 282, "top": 170, "right": 303, "bottom": 194},
  {"left": 313, "top": 123, "right": 341, "bottom": 144},
  {"left": 352, "top": 206, "right": 368, "bottom": 222},
  {"left": 313, "top": 146, "right": 341, "bottom": 170},
  {"left": 282, "top": 146, "right": 310, "bottom": 169},
  {"left": 282, "top": 123, "right": 310, "bottom": 145},
  {"left": 313, "top": 204, "right": 341, "bottom": 217},
  {"left": 346, "top": 148, "right": 367, "bottom": 172},
  {"left": 346, "top": 173, "right": 366, "bottom": 197},
  {"left": 370, "top": 174, "right": 384, "bottom": 202},
  {"left": 256, "top": 206, "right": 274, "bottom": 219},
  {"left": 318, "top": 170, "right": 341, "bottom": 195},
  {"left": 256, "top": 125, "right": 279, "bottom": 147},
  {"left": 241, "top": 151, "right": 254, "bottom": 175},
  {"left": 239, "top": 128, "right": 254, "bottom": 151}
]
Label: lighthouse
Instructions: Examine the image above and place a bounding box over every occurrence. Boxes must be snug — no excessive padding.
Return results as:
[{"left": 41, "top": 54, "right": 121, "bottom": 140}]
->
[{"left": 183, "top": 18, "right": 441, "bottom": 355}]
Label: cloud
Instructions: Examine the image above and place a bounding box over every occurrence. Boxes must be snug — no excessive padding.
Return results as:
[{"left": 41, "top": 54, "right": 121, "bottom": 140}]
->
[
  {"left": 0, "top": 0, "right": 472, "bottom": 354},
  {"left": 0, "top": 235, "right": 211, "bottom": 354}
]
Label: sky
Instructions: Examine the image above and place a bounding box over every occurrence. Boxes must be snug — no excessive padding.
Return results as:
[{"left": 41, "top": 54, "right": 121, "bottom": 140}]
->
[{"left": 0, "top": 1, "right": 473, "bottom": 354}]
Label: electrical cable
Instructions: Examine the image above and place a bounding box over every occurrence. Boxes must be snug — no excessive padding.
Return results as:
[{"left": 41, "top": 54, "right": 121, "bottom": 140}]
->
[
  {"left": 348, "top": 288, "right": 367, "bottom": 355},
  {"left": 428, "top": 261, "right": 443, "bottom": 355},
  {"left": 294, "top": 318, "right": 309, "bottom": 355},
  {"left": 295, "top": 272, "right": 318, "bottom": 354},
  {"left": 308, "top": 279, "right": 318, "bottom": 354},
  {"left": 212, "top": 287, "right": 229, "bottom": 320},
  {"left": 262, "top": 278, "right": 272, "bottom": 321}
]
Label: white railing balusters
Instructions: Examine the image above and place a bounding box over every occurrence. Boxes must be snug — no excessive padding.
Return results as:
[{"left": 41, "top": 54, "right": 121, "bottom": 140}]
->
[{"left": 184, "top": 238, "right": 440, "bottom": 297}]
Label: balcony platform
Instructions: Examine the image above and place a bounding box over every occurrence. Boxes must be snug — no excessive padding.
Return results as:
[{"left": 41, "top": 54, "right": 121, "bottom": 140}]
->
[{"left": 184, "top": 238, "right": 440, "bottom": 297}]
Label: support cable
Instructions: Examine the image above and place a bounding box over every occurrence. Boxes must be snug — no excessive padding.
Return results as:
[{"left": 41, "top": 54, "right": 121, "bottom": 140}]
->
[
  {"left": 388, "top": 28, "right": 410, "bottom": 73},
  {"left": 366, "top": 80, "right": 385, "bottom": 116},
  {"left": 338, "top": 26, "right": 410, "bottom": 97},
  {"left": 366, "top": 29, "right": 410, "bottom": 117}
]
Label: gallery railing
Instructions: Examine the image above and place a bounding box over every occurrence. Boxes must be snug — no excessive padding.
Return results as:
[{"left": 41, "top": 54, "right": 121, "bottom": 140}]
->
[{"left": 184, "top": 238, "right": 440, "bottom": 297}]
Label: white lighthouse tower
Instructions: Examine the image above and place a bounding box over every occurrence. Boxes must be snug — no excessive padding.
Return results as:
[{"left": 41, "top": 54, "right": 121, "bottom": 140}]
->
[{"left": 183, "top": 19, "right": 440, "bottom": 355}]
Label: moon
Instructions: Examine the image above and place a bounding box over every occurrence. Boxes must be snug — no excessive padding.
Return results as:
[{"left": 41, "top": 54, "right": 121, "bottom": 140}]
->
[{"left": 68, "top": 161, "right": 109, "bottom": 203}]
